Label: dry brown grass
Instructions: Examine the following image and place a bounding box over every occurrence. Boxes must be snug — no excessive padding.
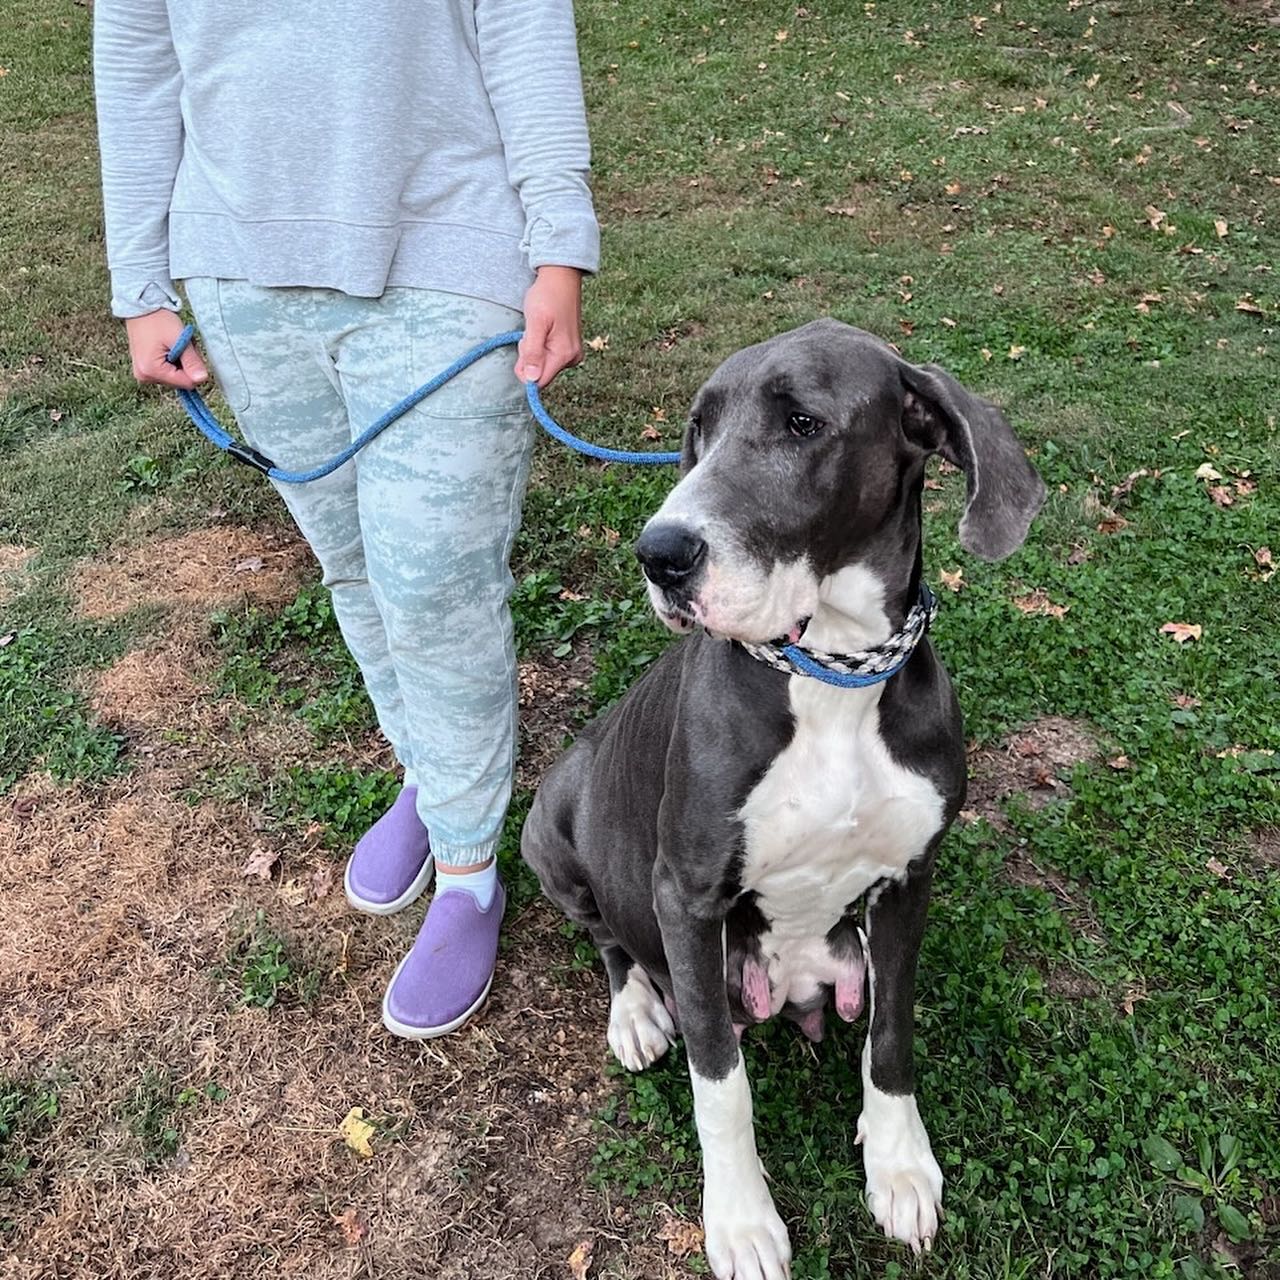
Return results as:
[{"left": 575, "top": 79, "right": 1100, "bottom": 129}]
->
[
  {"left": 72, "top": 526, "right": 311, "bottom": 621},
  {"left": 2, "top": 545, "right": 692, "bottom": 1280},
  {"left": 967, "top": 714, "right": 1100, "bottom": 827},
  {"left": 0, "top": 543, "right": 35, "bottom": 607}
]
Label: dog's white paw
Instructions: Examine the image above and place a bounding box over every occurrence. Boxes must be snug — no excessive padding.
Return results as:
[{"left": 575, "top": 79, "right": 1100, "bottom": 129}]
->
[
  {"left": 703, "top": 1175, "right": 792, "bottom": 1280},
  {"left": 857, "top": 1095, "right": 943, "bottom": 1255},
  {"left": 607, "top": 966, "right": 676, "bottom": 1071}
]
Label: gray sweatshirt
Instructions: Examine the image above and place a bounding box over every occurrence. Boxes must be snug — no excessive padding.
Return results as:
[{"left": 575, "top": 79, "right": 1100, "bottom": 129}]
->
[{"left": 94, "top": 0, "right": 600, "bottom": 318}]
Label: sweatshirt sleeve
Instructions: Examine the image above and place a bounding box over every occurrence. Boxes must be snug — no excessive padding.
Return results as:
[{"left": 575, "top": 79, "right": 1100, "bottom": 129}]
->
[
  {"left": 93, "top": 0, "right": 185, "bottom": 317},
  {"left": 474, "top": 0, "right": 601, "bottom": 274}
]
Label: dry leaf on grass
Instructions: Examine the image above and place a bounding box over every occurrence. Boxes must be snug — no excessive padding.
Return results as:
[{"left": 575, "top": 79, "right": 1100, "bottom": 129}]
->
[
  {"left": 1096, "top": 514, "right": 1128, "bottom": 534},
  {"left": 332, "top": 1207, "right": 369, "bottom": 1246},
  {"left": 1012, "top": 589, "right": 1069, "bottom": 619},
  {"left": 241, "top": 845, "right": 279, "bottom": 881},
  {"left": 1108, "top": 755, "right": 1131, "bottom": 770},
  {"left": 1195, "top": 462, "right": 1223, "bottom": 482},
  {"left": 1207, "top": 486, "right": 1234, "bottom": 508},
  {"left": 1160, "top": 621, "right": 1202, "bottom": 644},
  {"left": 586, "top": 334, "right": 609, "bottom": 351},
  {"left": 339, "top": 1107, "right": 376, "bottom": 1158},
  {"left": 939, "top": 568, "right": 965, "bottom": 592},
  {"left": 1235, "top": 295, "right": 1265, "bottom": 316},
  {"left": 567, "top": 1239, "right": 594, "bottom": 1280},
  {"left": 656, "top": 1212, "right": 705, "bottom": 1259},
  {"left": 1205, "top": 857, "right": 1229, "bottom": 879}
]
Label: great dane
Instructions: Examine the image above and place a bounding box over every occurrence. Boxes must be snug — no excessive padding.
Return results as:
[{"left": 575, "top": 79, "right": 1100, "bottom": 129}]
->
[{"left": 521, "top": 319, "right": 1045, "bottom": 1278}]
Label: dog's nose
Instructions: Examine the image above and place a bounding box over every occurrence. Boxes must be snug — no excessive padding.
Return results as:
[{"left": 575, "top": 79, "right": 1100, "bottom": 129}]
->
[{"left": 635, "top": 524, "right": 707, "bottom": 590}]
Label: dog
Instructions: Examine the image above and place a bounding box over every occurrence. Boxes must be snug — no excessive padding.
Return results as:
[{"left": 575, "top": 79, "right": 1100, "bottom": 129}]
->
[{"left": 521, "top": 319, "right": 1046, "bottom": 1279}]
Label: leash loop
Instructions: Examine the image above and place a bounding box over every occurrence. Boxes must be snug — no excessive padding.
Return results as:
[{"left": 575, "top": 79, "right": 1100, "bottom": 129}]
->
[{"left": 165, "top": 324, "right": 680, "bottom": 482}]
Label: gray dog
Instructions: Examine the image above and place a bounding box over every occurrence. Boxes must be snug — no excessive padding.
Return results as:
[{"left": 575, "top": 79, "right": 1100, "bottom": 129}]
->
[{"left": 522, "top": 319, "right": 1045, "bottom": 1279}]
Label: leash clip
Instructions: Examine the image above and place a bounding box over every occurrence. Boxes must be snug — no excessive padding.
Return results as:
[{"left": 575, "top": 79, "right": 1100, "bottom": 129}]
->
[{"left": 225, "top": 441, "right": 277, "bottom": 476}]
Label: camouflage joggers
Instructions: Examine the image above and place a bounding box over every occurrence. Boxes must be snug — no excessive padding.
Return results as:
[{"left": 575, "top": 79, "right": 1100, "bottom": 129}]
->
[{"left": 184, "top": 279, "right": 533, "bottom": 866}]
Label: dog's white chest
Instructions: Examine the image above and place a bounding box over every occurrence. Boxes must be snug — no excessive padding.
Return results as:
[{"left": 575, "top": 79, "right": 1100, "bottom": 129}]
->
[{"left": 737, "top": 678, "right": 944, "bottom": 1010}]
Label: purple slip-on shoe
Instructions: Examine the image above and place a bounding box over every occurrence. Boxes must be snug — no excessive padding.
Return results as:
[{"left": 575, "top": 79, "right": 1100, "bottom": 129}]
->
[
  {"left": 344, "top": 785, "right": 435, "bottom": 915},
  {"left": 381, "top": 881, "right": 506, "bottom": 1039}
]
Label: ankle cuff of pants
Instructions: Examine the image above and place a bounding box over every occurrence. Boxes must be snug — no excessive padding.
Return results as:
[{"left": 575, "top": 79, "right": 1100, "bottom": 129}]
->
[{"left": 431, "top": 838, "right": 498, "bottom": 869}]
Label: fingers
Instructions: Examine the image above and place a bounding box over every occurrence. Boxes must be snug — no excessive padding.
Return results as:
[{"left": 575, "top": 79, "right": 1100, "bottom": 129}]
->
[
  {"left": 515, "top": 312, "right": 550, "bottom": 386},
  {"left": 125, "top": 310, "right": 209, "bottom": 391}
]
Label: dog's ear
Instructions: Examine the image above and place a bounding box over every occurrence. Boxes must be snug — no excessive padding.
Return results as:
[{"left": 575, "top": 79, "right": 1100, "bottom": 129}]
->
[{"left": 898, "top": 361, "right": 1046, "bottom": 561}]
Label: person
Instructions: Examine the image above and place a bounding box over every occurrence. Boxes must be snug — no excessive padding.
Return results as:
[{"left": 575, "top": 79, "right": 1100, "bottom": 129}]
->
[{"left": 93, "top": 0, "right": 599, "bottom": 1039}]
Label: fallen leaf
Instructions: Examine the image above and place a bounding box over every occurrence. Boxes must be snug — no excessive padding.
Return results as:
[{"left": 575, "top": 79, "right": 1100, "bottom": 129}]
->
[
  {"left": 1207, "top": 485, "right": 1234, "bottom": 507},
  {"left": 640, "top": 425, "right": 662, "bottom": 441},
  {"left": 939, "top": 567, "right": 965, "bottom": 592},
  {"left": 1143, "top": 204, "right": 1167, "bottom": 230},
  {"left": 1254, "top": 546, "right": 1274, "bottom": 579},
  {"left": 940, "top": 315, "right": 957, "bottom": 328},
  {"left": 1205, "top": 857, "right": 1229, "bottom": 879},
  {"left": 339, "top": 1107, "right": 376, "bottom": 1158},
  {"left": 1194, "top": 462, "right": 1223, "bottom": 482},
  {"left": 1235, "top": 295, "right": 1265, "bottom": 316},
  {"left": 0, "top": 633, "right": 14, "bottom": 648},
  {"left": 309, "top": 863, "right": 336, "bottom": 901},
  {"left": 567, "top": 1239, "right": 594, "bottom": 1280},
  {"left": 1012, "top": 589, "right": 1069, "bottom": 619},
  {"left": 1111, "top": 468, "right": 1151, "bottom": 501},
  {"left": 233, "top": 556, "right": 264, "bottom": 574},
  {"left": 241, "top": 844, "right": 279, "bottom": 881},
  {"left": 824, "top": 205, "right": 861, "bottom": 217},
  {"left": 923, "top": 477, "right": 943, "bottom": 490},
  {"left": 1172, "top": 693, "right": 1201, "bottom": 709},
  {"left": 656, "top": 1214, "right": 705, "bottom": 1259},
  {"left": 1159, "top": 621, "right": 1202, "bottom": 644},
  {"left": 1234, "top": 477, "right": 1256, "bottom": 498},
  {"left": 586, "top": 334, "right": 610, "bottom": 352},
  {"left": 333, "top": 1207, "right": 369, "bottom": 1246},
  {"left": 1122, "top": 982, "right": 1148, "bottom": 1016},
  {"left": 1096, "top": 514, "right": 1128, "bottom": 534},
  {"left": 279, "top": 877, "right": 308, "bottom": 907},
  {"left": 1214, "top": 218, "right": 1228, "bottom": 238},
  {"left": 1007, "top": 344, "right": 1027, "bottom": 360},
  {"left": 1108, "top": 754, "right": 1131, "bottom": 770},
  {"left": 1067, "top": 545, "right": 1090, "bottom": 566}
]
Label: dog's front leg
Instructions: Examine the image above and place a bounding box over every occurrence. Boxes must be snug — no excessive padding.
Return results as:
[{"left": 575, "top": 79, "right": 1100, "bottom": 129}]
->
[
  {"left": 653, "top": 862, "right": 791, "bottom": 1280},
  {"left": 859, "top": 860, "right": 944, "bottom": 1254}
]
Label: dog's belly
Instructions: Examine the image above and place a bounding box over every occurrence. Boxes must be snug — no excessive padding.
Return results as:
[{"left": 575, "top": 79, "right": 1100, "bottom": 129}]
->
[{"left": 736, "top": 681, "right": 944, "bottom": 1018}]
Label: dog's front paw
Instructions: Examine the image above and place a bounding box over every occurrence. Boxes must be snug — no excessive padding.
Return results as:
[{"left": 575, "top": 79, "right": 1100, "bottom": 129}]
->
[
  {"left": 607, "top": 966, "right": 676, "bottom": 1071},
  {"left": 857, "top": 1097, "right": 943, "bottom": 1255},
  {"left": 704, "top": 1176, "right": 792, "bottom": 1280}
]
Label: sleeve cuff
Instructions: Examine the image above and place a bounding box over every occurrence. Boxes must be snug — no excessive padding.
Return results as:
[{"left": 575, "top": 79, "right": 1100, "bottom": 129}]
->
[
  {"left": 110, "top": 271, "right": 182, "bottom": 319},
  {"left": 522, "top": 199, "right": 601, "bottom": 275}
]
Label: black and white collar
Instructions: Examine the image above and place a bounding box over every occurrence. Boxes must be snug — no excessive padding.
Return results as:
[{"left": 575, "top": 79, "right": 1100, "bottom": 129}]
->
[{"left": 737, "top": 585, "right": 938, "bottom": 688}]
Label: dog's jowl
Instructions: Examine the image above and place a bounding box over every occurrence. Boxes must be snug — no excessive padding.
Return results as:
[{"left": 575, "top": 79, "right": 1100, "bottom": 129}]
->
[{"left": 522, "top": 319, "right": 1046, "bottom": 1279}]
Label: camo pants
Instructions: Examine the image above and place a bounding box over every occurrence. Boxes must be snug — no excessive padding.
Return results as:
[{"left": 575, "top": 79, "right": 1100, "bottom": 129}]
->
[{"left": 184, "top": 279, "right": 532, "bottom": 866}]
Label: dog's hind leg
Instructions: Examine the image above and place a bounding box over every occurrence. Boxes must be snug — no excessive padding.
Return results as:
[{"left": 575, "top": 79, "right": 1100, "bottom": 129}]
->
[{"left": 603, "top": 945, "right": 676, "bottom": 1072}]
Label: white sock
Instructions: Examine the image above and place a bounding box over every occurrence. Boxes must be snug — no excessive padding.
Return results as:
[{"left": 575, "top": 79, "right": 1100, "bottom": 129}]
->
[{"left": 435, "top": 859, "right": 497, "bottom": 910}]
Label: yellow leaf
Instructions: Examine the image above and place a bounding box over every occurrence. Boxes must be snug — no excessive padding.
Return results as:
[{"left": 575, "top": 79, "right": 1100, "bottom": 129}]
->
[
  {"left": 1007, "top": 344, "right": 1027, "bottom": 360},
  {"left": 586, "top": 334, "right": 609, "bottom": 352},
  {"left": 567, "top": 1239, "right": 594, "bottom": 1280},
  {"left": 1214, "top": 218, "right": 1228, "bottom": 238},
  {"left": 339, "top": 1107, "right": 375, "bottom": 1158},
  {"left": 939, "top": 568, "right": 965, "bottom": 592}
]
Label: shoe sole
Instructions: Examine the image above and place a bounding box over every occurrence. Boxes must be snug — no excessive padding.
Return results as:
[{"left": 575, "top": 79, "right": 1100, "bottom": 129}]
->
[
  {"left": 344, "top": 854, "right": 435, "bottom": 916},
  {"left": 380, "top": 960, "right": 494, "bottom": 1040}
]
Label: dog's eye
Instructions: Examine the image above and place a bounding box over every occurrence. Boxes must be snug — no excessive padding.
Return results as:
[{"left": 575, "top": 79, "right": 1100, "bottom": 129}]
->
[{"left": 788, "top": 412, "right": 824, "bottom": 438}]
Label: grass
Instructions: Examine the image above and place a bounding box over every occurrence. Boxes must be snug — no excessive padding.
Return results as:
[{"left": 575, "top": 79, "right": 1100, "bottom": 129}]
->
[{"left": 1, "top": 0, "right": 1277, "bottom": 1276}]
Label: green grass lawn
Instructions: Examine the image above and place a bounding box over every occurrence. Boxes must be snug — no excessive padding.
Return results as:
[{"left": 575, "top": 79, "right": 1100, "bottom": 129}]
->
[{"left": 1, "top": 1, "right": 1278, "bottom": 1277}]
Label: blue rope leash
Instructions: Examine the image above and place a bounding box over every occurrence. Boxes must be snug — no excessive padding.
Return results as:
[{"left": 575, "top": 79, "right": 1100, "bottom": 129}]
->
[{"left": 166, "top": 325, "right": 680, "bottom": 482}]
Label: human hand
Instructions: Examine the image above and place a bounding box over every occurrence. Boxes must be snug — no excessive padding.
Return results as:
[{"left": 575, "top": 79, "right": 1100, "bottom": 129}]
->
[
  {"left": 124, "top": 309, "right": 208, "bottom": 390},
  {"left": 515, "top": 265, "right": 583, "bottom": 389}
]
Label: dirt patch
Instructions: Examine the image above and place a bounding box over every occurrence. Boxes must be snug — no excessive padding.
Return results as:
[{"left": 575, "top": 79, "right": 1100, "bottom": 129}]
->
[
  {"left": 1004, "top": 849, "right": 1107, "bottom": 947},
  {"left": 73, "top": 525, "right": 311, "bottom": 620},
  {"left": 967, "top": 715, "right": 1100, "bottom": 826},
  {"left": 0, "top": 543, "right": 35, "bottom": 605},
  {"left": 1045, "top": 966, "right": 1103, "bottom": 1000},
  {"left": 517, "top": 647, "right": 596, "bottom": 791},
  {"left": 1246, "top": 826, "right": 1280, "bottom": 872},
  {"left": 0, "top": 761, "right": 691, "bottom": 1280}
]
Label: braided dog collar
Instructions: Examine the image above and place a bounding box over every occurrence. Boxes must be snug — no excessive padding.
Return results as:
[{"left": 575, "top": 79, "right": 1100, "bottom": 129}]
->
[{"left": 737, "top": 584, "right": 938, "bottom": 689}]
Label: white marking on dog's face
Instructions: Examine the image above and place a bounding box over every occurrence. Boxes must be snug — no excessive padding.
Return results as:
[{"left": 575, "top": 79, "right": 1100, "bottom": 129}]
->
[
  {"left": 690, "top": 1058, "right": 793, "bottom": 1280},
  {"left": 606, "top": 966, "right": 676, "bottom": 1072},
  {"left": 857, "top": 945, "right": 944, "bottom": 1255}
]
